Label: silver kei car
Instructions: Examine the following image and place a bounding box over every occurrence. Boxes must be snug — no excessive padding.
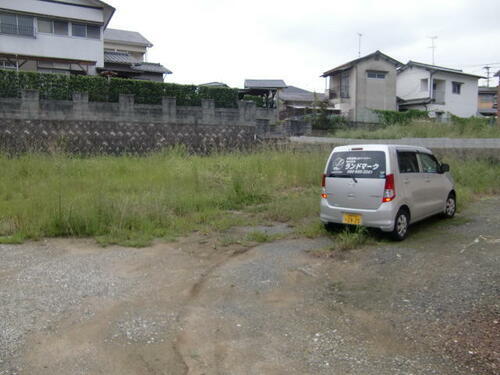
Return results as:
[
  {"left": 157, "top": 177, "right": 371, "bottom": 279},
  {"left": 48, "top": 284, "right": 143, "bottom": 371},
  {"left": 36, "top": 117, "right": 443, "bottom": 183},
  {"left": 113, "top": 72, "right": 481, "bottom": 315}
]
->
[{"left": 320, "top": 144, "right": 456, "bottom": 240}]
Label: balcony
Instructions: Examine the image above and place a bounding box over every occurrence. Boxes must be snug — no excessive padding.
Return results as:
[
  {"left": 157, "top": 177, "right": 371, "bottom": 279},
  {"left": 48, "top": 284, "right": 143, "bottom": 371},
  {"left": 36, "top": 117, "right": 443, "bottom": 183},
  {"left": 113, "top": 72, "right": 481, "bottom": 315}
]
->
[{"left": 432, "top": 90, "right": 445, "bottom": 105}]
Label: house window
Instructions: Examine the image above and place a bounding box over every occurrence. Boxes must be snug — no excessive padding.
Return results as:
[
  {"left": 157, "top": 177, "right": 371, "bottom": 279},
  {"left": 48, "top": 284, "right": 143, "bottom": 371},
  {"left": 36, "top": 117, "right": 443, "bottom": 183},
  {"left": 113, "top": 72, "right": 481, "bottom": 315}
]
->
[
  {"left": 367, "top": 71, "right": 386, "bottom": 79},
  {"left": 38, "top": 18, "right": 69, "bottom": 35},
  {"left": 72, "top": 22, "right": 100, "bottom": 39},
  {"left": 38, "top": 18, "right": 53, "bottom": 33},
  {"left": 452, "top": 81, "right": 462, "bottom": 95},
  {"left": 54, "top": 21, "right": 68, "bottom": 35},
  {"left": 340, "top": 71, "right": 350, "bottom": 98},
  {"left": 420, "top": 78, "right": 428, "bottom": 91},
  {"left": 0, "top": 12, "right": 34, "bottom": 36},
  {"left": 0, "top": 60, "right": 17, "bottom": 70}
]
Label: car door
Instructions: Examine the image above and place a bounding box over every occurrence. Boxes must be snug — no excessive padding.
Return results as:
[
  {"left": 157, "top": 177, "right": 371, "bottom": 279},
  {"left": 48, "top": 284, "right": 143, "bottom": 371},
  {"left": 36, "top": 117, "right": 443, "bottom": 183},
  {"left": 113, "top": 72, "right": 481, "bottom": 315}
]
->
[
  {"left": 417, "top": 153, "right": 447, "bottom": 215},
  {"left": 396, "top": 150, "right": 426, "bottom": 221}
]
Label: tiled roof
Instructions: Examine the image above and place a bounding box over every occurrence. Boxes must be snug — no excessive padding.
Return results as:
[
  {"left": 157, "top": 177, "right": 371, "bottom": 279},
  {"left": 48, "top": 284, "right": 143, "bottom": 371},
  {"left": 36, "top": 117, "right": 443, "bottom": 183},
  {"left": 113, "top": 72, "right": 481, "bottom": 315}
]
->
[
  {"left": 322, "top": 50, "right": 402, "bottom": 77},
  {"left": 103, "top": 52, "right": 172, "bottom": 75},
  {"left": 280, "top": 86, "right": 325, "bottom": 101},
  {"left": 402, "top": 61, "right": 485, "bottom": 79},
  {"left": 132, "top": 63, "right": 172, "bottom": 74},
  {"left": 104, "top": 28, "right": 153, "bottom": 47},
  {"left": 244, "top": 79, "right": 287, "bottom": 89},
  {"left": 104, "top": 51, "right": 139, "bottom": 64}
]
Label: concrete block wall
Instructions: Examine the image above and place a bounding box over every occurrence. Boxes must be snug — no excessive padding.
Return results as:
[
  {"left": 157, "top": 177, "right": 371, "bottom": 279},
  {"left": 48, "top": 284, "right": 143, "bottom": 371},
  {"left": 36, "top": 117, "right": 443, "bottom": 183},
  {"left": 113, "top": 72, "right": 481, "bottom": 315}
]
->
[
  {"left": 0, "top": 90, "right": 277, "bottom": 126},
  {"left": 0, "top": 90, "right": 310, "bottom": 154}
]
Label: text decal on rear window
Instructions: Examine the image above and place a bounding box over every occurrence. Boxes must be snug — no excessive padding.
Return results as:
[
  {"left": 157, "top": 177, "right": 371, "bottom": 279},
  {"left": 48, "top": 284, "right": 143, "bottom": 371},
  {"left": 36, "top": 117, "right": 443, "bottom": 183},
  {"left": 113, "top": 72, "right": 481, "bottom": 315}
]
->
[{"left": 328, "top": 151, "right": 386, "bottom": 179}]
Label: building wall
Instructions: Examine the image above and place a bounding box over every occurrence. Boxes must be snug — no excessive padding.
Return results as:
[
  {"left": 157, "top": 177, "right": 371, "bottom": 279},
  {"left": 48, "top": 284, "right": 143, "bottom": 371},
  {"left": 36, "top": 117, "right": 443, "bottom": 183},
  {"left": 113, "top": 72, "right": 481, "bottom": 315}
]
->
[
  {"left": 427, "top": 71, "right": 478, "bottom": 118},
  {"left": 0, "top": 0, "right": 105, "bottom": 23},
  {"left": 397, "top": 67, "right": 479, "bottom": 118},
  {"left": 327, "top": 56, "right": 398, "bottom": 122},
  {"left": 354, "top": 57, "right": 398, "bottom": 122},
  {"left": 0, "top": 0, "right": 105, "bottom": 71},
  {"left": 397, "top": 67, "right": 431, "bottom": 100},
  {"left": 327, "top": 68, "right": 356, "bottom": 119}
]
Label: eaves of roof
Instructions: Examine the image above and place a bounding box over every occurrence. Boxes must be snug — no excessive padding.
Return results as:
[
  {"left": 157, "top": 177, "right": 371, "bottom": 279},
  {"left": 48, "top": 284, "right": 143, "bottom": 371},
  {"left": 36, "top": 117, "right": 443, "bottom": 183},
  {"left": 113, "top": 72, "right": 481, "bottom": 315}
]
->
[{"left": 321, "top": 50, "right": 403, "bottom": 77}]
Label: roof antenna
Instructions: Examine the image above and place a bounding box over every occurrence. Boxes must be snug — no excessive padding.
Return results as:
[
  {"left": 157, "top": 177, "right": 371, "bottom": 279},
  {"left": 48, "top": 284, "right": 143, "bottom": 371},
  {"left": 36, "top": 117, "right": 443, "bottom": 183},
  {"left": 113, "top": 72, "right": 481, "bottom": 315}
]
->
[
  {"left": 357, "top": 33, "right": 363, "bottom": 57},
  {"left": 483, "top": 66, "right": 491, "bottom": 87},
  {"left": 428, "top": 36, "right": 438, "bottom": 65}
]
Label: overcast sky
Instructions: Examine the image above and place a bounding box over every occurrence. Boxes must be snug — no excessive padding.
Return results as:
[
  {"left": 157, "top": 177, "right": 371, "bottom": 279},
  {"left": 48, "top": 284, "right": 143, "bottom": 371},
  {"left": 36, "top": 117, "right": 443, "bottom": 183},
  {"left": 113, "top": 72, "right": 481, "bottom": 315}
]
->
[{"left": 105, "top": 0, "right": 500, "bottom": 92}]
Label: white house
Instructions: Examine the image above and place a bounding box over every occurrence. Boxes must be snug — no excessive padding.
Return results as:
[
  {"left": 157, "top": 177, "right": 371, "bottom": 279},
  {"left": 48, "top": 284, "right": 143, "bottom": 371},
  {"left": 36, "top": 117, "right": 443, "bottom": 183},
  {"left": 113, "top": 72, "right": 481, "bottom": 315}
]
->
[
  {"left": 0, "top": 0, "right": 115, "bottom": 75},
  {"left": 397, "top": 61, "right": 483, "bottom": 119}
]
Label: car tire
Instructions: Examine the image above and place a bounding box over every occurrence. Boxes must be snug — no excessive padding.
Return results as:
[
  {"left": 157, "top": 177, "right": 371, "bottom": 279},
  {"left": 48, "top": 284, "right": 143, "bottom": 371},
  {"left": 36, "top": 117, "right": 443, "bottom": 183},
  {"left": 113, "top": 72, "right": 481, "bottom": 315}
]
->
[
  {"left": 390, "top": 208, "right": 410, "bottom": 241},
  {"left": 443, "top": 193, "right": 456, "bottom": 218}
]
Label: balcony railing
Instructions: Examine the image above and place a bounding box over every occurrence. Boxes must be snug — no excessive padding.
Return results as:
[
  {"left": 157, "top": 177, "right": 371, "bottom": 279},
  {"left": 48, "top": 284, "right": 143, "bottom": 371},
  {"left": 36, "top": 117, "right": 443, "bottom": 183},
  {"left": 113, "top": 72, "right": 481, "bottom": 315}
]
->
[
  {"left": 0, "top": 23, "right": 35, "bottom": 37},
  {"left": 432, "top": 90, "right": 445, "bottom": 104}
]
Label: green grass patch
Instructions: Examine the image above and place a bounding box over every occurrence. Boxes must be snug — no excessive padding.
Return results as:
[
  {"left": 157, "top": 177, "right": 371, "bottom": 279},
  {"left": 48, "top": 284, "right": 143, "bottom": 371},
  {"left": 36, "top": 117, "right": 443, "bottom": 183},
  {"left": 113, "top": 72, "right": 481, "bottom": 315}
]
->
[
  {"left": 0, "top": 148, "right": 498, "bottom": 247},
  {"left": 245, "top": 231, "right": 277, "bottom": 243},
  {"left": 334, "top": 119, "right": 500, "bottom": 139}
]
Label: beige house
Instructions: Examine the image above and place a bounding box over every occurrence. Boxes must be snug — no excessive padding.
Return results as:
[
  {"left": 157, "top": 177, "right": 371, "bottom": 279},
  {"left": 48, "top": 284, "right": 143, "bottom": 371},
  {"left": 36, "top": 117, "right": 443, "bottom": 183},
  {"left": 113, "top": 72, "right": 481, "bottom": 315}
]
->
[
  {"left": 101, "top": 28, "right": 171, "bottom": 81},
  {"left": 321, "top": 50, "right": 402, "bottom": 122}
]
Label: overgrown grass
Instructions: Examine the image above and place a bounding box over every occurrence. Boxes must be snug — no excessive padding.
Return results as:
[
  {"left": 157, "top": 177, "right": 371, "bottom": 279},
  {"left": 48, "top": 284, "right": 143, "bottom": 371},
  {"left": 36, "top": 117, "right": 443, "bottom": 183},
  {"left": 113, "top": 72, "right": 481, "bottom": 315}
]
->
[
  {"left": 0, "top": 148, "right": 498, "bottom": 246},
  {"left": 0, "top": 148, "right": 327, "bottom": 246},
  {"left": 334, "top": 119, "right": 500, "bottom": 139}
]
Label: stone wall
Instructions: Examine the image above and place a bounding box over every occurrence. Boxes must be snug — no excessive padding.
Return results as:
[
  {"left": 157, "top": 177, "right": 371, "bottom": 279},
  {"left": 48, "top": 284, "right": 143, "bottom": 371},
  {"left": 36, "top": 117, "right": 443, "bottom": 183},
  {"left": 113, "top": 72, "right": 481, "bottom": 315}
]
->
[
  {"left": 0, "top": 90, "right": 306, "bottom": 154},
  {"left": 0, "top": 118, "right": 255, "bottom": 154}
]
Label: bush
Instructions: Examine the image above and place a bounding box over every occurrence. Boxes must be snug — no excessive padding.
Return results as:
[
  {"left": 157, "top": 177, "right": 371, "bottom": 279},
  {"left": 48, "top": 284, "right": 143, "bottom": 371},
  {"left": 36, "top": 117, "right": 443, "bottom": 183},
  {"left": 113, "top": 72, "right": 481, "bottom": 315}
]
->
[
  {"left": 0, "top": 69, "right": 239, "bottom": 108},
  {"left": 242, "top": 94, "right": 265, "bottom": 107},
  {"left": 373, "top": 109, "right": 429, "bottom": 126}
]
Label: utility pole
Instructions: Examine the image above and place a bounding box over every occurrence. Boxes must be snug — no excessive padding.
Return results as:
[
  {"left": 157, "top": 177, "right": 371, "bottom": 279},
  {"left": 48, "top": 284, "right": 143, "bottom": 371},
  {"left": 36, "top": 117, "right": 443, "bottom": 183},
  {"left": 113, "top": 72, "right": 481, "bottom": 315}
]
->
[
  {"left": 357, "top": 33, "right": 362, "bottom": 58},
  {"left": 428, "top": 36, "right": 438, "bottom": 65},
  {"left": 483, "top": 66, "right": 491, "bottom": 87}
]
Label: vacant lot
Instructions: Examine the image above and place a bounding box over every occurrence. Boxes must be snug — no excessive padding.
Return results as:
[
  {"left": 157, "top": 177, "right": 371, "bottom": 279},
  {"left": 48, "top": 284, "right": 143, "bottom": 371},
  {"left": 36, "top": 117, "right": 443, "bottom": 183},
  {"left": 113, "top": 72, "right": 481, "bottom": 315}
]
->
[
  {"left": 1, "top": 149, "right": 499, "bottom": 246},
  {"left": 1, "top": 197, "right": 498, "bottom": 375},
  {"left": 333, "top": 119, "right": 500, "bottom": 139}
]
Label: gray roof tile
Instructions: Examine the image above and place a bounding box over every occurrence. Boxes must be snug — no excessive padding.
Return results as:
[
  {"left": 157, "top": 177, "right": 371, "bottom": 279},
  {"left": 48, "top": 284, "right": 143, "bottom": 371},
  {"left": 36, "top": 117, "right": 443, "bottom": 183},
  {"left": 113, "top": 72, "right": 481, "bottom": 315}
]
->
[
  {"left": 104, "top": 28, "right": 153, "bottom": 47},
  {"left": 244, "top": 79, "right": 287, "bottom": 89}
]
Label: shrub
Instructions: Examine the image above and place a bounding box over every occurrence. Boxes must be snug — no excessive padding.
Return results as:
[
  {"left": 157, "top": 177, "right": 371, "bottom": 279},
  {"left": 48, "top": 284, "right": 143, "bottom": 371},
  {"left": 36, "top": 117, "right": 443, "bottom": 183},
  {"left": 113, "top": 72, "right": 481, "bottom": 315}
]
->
[
  {"left": 0, "top": 69, "right": 239, "bottom": 108},
  {"left": 242, "top": 95, "right": 265, "bottom": 107},
  {"left": 373, "top": 109, "right": 429, "bottom": 126}
]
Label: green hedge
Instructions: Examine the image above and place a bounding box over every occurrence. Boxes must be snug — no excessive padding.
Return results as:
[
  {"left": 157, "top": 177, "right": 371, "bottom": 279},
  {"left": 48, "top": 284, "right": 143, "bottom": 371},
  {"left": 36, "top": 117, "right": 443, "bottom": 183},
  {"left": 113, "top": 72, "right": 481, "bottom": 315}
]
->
[
  {"left": 0, "top": 70, "right": 239, "bottom": 108},
  {"left": 372, "top": 109, "right": 429, "bottom": 126}
]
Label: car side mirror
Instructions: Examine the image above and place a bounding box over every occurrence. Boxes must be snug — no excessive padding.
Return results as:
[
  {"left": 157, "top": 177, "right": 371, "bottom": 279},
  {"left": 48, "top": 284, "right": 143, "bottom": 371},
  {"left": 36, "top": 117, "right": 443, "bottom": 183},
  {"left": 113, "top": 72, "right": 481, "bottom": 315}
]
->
[{"left": 440, "top": 164, "right": 450, "bottom": 173}]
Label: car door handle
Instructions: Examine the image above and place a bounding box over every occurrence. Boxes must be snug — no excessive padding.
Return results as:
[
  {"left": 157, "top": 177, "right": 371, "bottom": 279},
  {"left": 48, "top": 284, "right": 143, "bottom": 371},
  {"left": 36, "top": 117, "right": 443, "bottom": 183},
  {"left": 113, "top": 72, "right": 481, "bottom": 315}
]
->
[{"left": 404, "top": 178, "right": 410, "bottom": 184}]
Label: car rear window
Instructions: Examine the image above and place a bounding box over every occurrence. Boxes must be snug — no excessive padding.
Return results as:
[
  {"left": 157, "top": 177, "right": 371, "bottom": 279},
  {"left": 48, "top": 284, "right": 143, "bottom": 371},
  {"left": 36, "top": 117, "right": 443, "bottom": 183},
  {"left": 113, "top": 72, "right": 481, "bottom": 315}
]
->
[{"left": 327, "top": 151, "right": 386, "bottom": 179}]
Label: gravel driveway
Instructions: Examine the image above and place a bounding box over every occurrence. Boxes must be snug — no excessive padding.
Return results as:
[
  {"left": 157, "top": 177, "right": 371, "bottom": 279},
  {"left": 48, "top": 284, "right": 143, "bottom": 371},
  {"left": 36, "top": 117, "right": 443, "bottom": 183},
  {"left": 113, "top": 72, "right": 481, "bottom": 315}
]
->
[{"left": 1, "top": 198, "right": 498, "bottom": 375}]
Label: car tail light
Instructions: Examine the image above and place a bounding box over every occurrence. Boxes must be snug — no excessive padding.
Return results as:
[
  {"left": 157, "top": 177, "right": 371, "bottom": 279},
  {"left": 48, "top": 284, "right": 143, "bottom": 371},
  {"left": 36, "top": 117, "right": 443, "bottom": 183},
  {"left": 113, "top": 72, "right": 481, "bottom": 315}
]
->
[
  {"left": 321, "top": 174, "right": 328, "bottom": 199},
  {"left": 382, "top": 174, "right": 395, "bottom": 202}
]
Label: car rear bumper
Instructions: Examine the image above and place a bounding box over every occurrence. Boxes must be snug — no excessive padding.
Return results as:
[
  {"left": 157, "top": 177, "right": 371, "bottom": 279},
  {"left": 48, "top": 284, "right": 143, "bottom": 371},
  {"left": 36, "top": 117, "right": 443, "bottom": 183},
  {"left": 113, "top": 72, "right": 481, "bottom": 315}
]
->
[{"left": 320, "top": 198, "right": 396, "bottom": 231}]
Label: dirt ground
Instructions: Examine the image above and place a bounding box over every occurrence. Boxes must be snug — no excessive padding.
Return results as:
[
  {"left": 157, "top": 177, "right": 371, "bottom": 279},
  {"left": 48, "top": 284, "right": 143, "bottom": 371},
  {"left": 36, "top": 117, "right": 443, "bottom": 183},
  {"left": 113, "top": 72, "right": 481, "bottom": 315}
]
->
[{"left": 1, "top": 197, "right": 499, "bottom": 375}]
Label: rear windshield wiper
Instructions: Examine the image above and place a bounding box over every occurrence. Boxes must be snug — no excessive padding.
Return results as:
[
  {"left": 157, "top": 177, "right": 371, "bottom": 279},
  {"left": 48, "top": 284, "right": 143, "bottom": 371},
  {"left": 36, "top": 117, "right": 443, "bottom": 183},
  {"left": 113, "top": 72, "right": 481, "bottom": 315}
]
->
[{"left": 329, "top": 173, "right": 358, "bottom": 183}]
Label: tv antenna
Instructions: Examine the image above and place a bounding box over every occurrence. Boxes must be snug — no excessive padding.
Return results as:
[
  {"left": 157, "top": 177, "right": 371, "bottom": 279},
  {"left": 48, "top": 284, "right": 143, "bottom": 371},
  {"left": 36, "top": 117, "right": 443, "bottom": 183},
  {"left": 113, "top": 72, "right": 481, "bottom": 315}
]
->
[
  {"left": 428, "top": 36, "right": 438, "bottom": 65},
  {"left": 483, "top": 66, "right": 491, "bottom": 87},
  {"left": 357, "top": 33, "right": 363, "bottom": 57}
]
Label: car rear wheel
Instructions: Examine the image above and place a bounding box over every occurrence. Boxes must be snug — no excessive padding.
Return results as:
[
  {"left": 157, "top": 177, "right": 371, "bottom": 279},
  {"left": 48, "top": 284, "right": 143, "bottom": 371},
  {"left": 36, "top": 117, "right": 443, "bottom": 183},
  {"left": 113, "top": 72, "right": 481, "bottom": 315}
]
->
[
  {"left": 443, "top": 193, "right": 456, "bottom": 218},
  {"left": 390, "top": 209, "right": 409, "bottom": 241}
]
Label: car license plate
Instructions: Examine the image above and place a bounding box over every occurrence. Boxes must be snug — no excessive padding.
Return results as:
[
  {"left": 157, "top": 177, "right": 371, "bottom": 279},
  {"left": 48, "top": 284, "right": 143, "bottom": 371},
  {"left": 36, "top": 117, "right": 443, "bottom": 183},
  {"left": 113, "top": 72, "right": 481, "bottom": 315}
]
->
[{"left": 342, "top": 213, "right": 362, "bottom": 225}]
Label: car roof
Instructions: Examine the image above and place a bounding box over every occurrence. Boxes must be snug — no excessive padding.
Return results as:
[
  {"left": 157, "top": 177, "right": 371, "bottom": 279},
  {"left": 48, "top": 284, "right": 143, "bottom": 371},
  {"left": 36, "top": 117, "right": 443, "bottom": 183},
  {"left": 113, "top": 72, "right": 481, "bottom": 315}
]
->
[{"left": 332, "top": 144, "right": 433, "bottom": 154}]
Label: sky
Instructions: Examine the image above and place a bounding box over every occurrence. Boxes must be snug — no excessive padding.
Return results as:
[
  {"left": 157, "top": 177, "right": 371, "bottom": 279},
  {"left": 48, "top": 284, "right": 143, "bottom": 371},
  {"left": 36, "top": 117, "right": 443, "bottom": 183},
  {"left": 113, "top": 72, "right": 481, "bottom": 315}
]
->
[{"left": 105, "top": 0, "right": 500, "bottom": 92}]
